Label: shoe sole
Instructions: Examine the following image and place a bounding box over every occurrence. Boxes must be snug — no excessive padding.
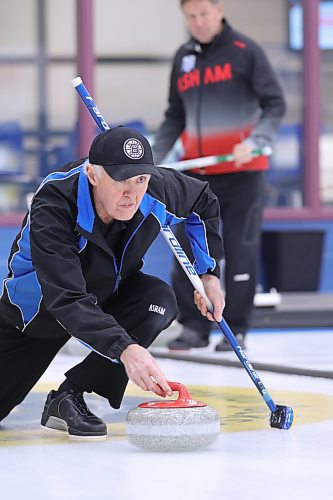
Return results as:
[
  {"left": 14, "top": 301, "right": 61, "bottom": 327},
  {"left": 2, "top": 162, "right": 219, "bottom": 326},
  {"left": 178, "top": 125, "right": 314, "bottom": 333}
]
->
[
  {"left": 68, "top": 434, "right": 107, "bottom": 442},
  {"left": 41, "top": 416, "right": 107, "bottom": 441}
]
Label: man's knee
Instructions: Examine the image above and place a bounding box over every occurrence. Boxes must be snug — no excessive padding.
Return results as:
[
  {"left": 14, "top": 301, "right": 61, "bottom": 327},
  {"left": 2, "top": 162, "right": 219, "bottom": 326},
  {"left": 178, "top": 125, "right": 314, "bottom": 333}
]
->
[{"left": 146, "top": 282, "right": 177, "bottom": 328}]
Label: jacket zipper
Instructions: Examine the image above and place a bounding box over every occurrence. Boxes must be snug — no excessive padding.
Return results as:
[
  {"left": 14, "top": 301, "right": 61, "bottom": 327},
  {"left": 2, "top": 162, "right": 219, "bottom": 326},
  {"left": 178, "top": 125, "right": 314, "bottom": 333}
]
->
[
  {"left": 112, "top": 259, "right": 120, "bottom": 293},
  {"left": 113, "top": 210, "right": 153, "bottom": 293}
]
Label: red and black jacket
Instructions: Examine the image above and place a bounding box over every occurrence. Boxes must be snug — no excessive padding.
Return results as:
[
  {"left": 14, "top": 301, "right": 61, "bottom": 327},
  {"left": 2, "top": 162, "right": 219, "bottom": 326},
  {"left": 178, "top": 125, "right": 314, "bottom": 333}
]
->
[{"left": 153, "top": 19, "right": 286, "bottom": 174}]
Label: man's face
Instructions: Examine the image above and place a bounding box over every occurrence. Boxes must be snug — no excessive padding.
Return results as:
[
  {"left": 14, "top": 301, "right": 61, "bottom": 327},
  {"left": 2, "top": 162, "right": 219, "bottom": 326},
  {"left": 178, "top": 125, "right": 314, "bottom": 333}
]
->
[
  {"left": 182, "top": 0, "right": 224, "bottom": 44},
  {"left": 87, "top": 165, "right": 150, "bottom": 223}
]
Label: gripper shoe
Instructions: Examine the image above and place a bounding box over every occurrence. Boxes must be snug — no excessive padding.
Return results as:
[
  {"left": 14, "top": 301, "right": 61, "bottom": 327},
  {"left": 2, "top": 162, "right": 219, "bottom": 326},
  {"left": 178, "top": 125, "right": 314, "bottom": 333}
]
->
[{"left": 41, "top": 389, "right": 107, "bottom": 440}]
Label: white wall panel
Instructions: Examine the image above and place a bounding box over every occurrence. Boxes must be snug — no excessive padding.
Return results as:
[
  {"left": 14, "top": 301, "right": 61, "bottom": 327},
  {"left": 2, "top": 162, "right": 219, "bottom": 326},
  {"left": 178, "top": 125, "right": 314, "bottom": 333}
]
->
[
  {"left": 96, "top": 63, "right": 172, "bottom": 130},
  {"left": 0, "top": 0, "right": 37, "bottom": 55},
  {"left": 95, "top": 0, "right": 186, "bottom": 56},
  {"left": 1, "top": 66, "right": 38, "bottom": 127}
]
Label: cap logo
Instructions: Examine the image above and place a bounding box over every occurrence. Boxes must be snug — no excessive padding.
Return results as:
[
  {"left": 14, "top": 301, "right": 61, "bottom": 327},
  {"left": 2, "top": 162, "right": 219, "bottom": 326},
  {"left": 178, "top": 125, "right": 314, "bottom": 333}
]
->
[{"left": 123, "top": 138, "right": 144, "bottom": 160}]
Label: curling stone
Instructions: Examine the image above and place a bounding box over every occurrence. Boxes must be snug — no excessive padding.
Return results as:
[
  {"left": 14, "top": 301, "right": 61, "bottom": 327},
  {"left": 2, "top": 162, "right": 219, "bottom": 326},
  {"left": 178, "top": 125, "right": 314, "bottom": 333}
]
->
[{"left": 125, "top": 381, "right": 220, "bottom": 451}]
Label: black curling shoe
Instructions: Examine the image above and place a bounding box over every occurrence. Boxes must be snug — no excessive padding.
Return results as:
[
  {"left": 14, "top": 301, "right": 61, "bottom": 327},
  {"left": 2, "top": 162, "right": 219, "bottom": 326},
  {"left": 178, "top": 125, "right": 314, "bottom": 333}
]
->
[
  {"left": 215, "top": 333, "right": 246, "bottom": 352},
  {"left": 167, "top": 327, "right": 209, "bottom": 350},
  {"left": 41, "top": 389, "right": 107, "bottom": 440}
]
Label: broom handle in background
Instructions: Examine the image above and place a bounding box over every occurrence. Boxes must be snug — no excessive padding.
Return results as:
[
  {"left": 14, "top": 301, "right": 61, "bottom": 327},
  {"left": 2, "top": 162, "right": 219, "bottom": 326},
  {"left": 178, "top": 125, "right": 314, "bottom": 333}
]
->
[
  {"left": 161, "top": 146, "right": 272, "bottom": 172},
  {"left": 71, "top": 76, "right": 277, "bottom": 414}
]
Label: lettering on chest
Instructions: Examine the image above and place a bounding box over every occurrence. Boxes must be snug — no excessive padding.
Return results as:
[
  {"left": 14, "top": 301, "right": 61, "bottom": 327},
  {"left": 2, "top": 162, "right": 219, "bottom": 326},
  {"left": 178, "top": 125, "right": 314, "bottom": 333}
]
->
[{"left": 177, "top": 63, "right": 232, "bottom": 93}]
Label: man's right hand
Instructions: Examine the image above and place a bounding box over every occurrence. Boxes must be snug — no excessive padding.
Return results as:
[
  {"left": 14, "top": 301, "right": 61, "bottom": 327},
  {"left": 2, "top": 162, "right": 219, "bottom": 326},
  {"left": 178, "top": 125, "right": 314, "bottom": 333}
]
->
[
  {"left": 232, "top": 142, "right": 254, "bottom": 167},
  {"left": 120, "top": 344, "right": 172, "bottom": 398}
]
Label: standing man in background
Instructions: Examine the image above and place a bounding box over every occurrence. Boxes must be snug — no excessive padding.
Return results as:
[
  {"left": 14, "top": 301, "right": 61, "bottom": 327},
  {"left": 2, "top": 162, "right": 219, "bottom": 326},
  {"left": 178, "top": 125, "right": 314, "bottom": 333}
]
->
[{"left": 153, "top": 0, "right": 286, "bottom": 351}]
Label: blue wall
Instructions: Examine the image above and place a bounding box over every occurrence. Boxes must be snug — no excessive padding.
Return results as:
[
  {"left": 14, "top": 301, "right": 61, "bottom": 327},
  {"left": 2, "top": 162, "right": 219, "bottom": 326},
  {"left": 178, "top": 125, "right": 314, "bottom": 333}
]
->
[{"left": 1, "top": 221, "right": 333, "bottom": 292}]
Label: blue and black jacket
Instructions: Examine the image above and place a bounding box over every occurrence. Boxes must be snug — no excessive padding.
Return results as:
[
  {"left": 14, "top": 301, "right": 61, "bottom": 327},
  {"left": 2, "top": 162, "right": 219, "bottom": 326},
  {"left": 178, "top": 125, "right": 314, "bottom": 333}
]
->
[{"left": 0, "top": 158, "right": 223, "bottom": 361}]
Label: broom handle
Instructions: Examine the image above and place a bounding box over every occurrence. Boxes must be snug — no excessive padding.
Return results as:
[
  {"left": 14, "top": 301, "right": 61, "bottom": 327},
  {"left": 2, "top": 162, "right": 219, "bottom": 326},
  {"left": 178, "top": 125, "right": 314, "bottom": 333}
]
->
[
  {"left": 72, "top": 76, "right": 277, "bottom": 414},
  {"left": 161, "top": 226, "right": 278, "bottom": 413},
  {"left": 161, "top": 147, "right": 272, "bottom": 172}
]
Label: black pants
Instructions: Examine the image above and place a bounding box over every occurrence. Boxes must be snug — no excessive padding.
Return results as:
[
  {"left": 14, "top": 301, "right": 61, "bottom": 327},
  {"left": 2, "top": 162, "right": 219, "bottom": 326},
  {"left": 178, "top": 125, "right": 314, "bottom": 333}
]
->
[
  {"left": 0, "top": 272, "right": 177, "bottom": 422},
  {"left": 172, "top": 171, "right": 264, "bottom": 339}
]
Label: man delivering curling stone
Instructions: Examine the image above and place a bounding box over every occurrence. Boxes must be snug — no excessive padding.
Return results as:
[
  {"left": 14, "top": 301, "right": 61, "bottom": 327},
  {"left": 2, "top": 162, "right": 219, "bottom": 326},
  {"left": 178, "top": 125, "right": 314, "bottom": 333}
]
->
[{"left": 0, "top": 125, "right": 225, "bottom": 440}]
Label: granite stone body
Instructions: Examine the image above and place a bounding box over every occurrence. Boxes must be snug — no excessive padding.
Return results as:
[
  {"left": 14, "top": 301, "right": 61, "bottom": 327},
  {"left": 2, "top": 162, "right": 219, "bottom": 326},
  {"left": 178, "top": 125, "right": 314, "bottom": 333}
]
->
[{"left": 126, "top": 405, "right": 220, "bottom": 451}]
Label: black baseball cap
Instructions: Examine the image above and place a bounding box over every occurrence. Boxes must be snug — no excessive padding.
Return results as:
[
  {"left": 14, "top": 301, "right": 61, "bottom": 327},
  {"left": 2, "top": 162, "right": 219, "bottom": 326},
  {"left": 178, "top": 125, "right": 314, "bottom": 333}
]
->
[{"left": 88, "top": 125, "right": 161, "bottom": 181}]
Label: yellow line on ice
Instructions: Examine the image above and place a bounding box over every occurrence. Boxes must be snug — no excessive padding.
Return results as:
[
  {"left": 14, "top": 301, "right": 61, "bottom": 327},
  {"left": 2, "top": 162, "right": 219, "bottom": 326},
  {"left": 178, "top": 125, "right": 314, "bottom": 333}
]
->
[{"left": 1, "top": 383, "right": 332, "bottom": 447}]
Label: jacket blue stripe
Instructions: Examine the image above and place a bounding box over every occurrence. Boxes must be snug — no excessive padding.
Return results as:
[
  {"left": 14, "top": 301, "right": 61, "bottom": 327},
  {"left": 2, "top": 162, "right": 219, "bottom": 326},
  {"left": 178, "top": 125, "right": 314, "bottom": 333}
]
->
[
  {"left": 37, "top": 165, "right": 83, "bottom": 191},
  {"left": 5, "top": 166, "right": 84, "bottom": 326},
  {"left": 77, "top": 167, "right": 95, "bottom": 233},
  {"left": 184, "top": 212, "right": 216, "bottom": 274},
  {"left": 5, "top": 216, "right": 42, "bottom": 325},
  {"left": 142, "top": 194, "right": 216, "bottom": 274}
]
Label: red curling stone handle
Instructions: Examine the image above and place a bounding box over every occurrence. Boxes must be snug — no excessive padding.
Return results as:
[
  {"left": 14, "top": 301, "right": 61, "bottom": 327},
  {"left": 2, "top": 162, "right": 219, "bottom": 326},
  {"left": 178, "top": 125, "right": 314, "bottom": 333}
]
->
[{"left": 138, "top": 381, "right": 207, "bottom": 408}]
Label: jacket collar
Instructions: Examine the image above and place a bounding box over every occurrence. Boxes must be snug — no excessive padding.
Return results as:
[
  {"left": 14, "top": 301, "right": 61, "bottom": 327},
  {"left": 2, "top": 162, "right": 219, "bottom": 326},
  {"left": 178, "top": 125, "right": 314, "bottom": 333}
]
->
[{"left": 185, "top": 18, "right": 232, "bottom": 53}]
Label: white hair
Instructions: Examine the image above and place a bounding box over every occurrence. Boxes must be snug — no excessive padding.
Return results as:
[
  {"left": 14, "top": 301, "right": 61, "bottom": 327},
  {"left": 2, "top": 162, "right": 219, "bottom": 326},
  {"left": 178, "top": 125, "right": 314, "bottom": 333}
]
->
[{"left": 85, "top": 163, "right": 103, "bottom": 178}]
